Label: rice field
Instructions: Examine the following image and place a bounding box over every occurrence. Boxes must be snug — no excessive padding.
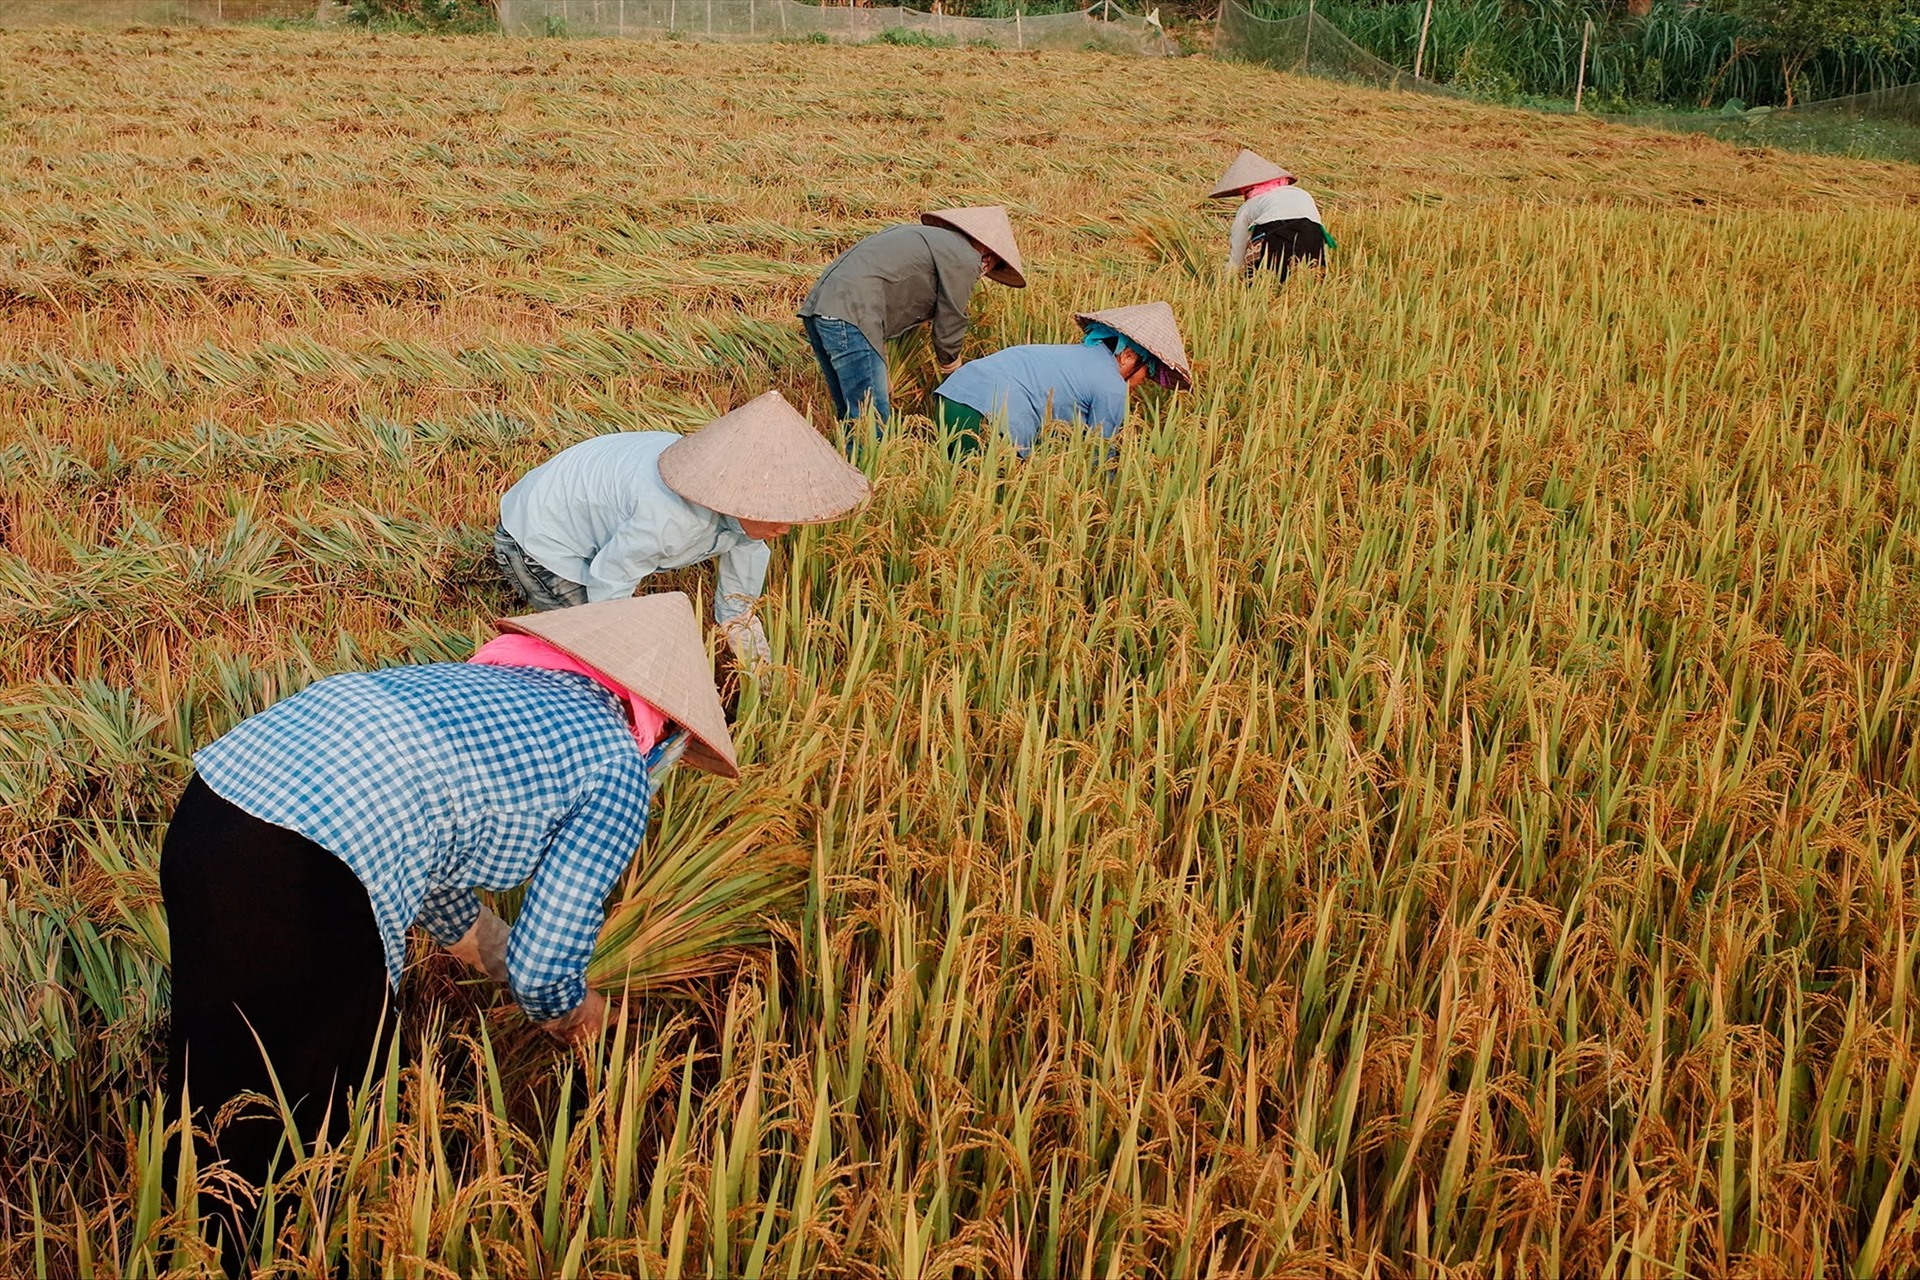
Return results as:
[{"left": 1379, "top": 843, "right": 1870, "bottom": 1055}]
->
[{"left": 4, "top": 24, "right": 1920, "bottom": 1278}]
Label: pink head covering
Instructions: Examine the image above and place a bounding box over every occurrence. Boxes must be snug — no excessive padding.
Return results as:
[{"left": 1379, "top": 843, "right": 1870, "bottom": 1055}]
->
[
  {"left": 1243, "top": 177, "right": 1293, "bottom": 198},
  {"left": 470, "top": 632, "right": 668, "bottom": 752}
]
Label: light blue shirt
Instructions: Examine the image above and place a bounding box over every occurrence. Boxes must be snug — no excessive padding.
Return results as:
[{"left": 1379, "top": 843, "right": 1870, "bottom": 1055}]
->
[
  {"left": 194, "top": 663, "right": 666, "bottom": 1022},
  {"left": 935, "top": 344, "right": 1130, "bottom": 455},
  {"left": 499, "top": 431, "right": 770, "bottom": 623}
]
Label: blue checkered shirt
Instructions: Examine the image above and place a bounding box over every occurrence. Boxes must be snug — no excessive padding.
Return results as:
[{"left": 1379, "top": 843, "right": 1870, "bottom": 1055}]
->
[{"left": 194, "top": 662, "right": 663, "bottom": 1022}]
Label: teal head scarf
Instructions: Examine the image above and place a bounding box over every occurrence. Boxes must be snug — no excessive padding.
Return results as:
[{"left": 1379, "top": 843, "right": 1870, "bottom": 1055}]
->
[{"left": 1082, "top": 322, "right": 1175, "bottom": 390}]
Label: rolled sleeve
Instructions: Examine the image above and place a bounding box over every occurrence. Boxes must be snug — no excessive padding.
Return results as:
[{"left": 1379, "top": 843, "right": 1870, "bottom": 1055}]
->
[
  {"left": 713, "top": 539, "right": 772, "bottom": 624},
  {"left": 504, "top": 756, "right": 656, "bottom": 1021},
  {"left": 417, "top": 883, "right": 482, "bottom": 946}
]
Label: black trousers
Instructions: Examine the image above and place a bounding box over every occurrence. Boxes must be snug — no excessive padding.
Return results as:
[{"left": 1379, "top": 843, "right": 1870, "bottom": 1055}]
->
[
  {"left": 1248, "top": 217, "right": 1326, "bottom": 282},
  {"left": 161, "top": 774, "right": 393, "bottom": 1274}
]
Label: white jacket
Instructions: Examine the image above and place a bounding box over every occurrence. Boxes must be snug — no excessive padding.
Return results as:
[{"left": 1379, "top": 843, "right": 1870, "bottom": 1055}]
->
[
  {"left": 1227, "top": 186, "right": 1325, "bottom": 271},
  {"left": 499, "top": 431, "right": 770, "bottom": 623}
]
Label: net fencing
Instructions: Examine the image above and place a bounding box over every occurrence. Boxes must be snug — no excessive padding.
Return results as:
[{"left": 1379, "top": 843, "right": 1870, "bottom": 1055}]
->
[
  {"left": 0, "top": 0, "right": 323, "bottom": 23},
  {"left": 1217, "top": 0, "right": 1917, "bottom": 161},
  {"left": 1773, "top": 80, "right": 1920, "bottom": 126},
  {"left": 496, "top": 0, "right": 1177, "bottom": 54},
  {"left": 1214, "top": 0, "right": 1464, "bottom": 97},
  {"left": 1613, "top": 83, "right": 1920, "bottom": 163}
]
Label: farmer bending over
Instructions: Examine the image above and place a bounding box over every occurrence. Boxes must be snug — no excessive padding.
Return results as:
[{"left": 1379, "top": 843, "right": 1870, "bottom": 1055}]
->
[
  {"left": 932, "top": 302, "right": 1192, "bottom": 457},
  {"left": 1211, "top": 149, "right": 1332, "bottom": 282},
  {"left": 163, "top": 592, "right": 735, "bottom": 1275},
  {"left": 494, "top": 390, "right": 869, "bottom": 668},
  {"left": 798, "top": 205, "right": 1026, "bottom": 426}
]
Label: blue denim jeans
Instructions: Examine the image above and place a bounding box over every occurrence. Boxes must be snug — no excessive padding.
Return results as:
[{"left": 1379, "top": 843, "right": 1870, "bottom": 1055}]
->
[
  {"left": 802, "top": 315, "right": 890, "bottom": 424},
  {"left": 493, "top": 524, "right": 589, "bottom": 611}
]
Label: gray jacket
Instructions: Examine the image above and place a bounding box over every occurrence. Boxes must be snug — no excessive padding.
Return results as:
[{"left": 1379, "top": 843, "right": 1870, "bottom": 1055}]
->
[{"left": 799, "top": 224, "right": 981, "bottom": 365}]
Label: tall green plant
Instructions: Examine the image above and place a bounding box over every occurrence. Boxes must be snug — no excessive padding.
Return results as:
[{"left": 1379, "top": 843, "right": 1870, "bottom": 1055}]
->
[
  {"left": 1244, "top": 0, "right": 1920, "bottom": 106},
  {"left": 1713, "top": 0, "right": 1914, "bottom": 102},
  {"left": 344, "top": 0, "right": 498, "bottom": 31}
]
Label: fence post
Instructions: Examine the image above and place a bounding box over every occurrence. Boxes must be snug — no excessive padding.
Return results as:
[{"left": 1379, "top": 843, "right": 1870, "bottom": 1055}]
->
[
  {"left": 1413, "top": 0, "right": 1433, "bottom": 79},
  {"left": 1574, "top": 17, "right": 1591, "bottom": 110},
  {"left": 619, "top": 0, "right": 625, "bottom": 34},
  {"left": 669, "top": 0, "right": 675, "bottom": 29},
  {"left": 750, "top": 0, "right": 755, "bottom": 33},
  {"left": 1300, "top": 0, "right": 1313, "bottom": 72},
  {"left": 1016, "top": 8, "right": 1023, "bottom": 48},
  {"left": 706, "top": 0, "right": 712, "bottom": 35}
]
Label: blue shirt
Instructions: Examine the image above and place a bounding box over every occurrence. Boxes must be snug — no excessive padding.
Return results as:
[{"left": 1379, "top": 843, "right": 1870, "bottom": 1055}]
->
[
  {"left": 934, "top": 343, "right": 1130, "bottom": 455},
  {"left": 499, "top": 431, "right": 771, "bottom": 622},
  {"left": 193, "top": 663, "right": 661, "bottom": 1021}
]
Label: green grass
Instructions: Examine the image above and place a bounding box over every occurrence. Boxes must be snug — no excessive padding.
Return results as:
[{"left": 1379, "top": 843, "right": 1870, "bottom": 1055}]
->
[{"left": 1610, "top": 104, "right": 1920, "bottom": 163}]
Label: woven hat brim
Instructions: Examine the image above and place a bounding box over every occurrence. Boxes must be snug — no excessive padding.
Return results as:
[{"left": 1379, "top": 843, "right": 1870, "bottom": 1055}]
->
[
  {"left": 1075, "top": 309, "right": 1193, "bottom": 391},
  {"left": 1207, "top": 149, "right": 1292, "bottom": 198},
  {"left": 921, "top": 210, "right": 1028, "bottom": 288},
  {"left": 1207, "top": 172, "right": 1296, "bottom": 198},
  {"left": 984, "top": 260, "right": 1027, "bottom": 288},
  {"left": 497, "top": 594, "right": 739, "bottom": 779},
  {"left": 657, "top": 392, "right": 873, "bottom": 525},
  {"left": 658, "top": 448, "right": 871, "bottom": 525},
  {"left": 661, "top": 468, "right": 870, "bottom": 524},
  {"left": 676, "top": 736, "right": 738, "bottom": 778}
]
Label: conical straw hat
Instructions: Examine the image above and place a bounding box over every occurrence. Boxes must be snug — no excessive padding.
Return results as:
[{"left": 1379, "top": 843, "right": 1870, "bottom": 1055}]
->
[
  {"left": 921, "top": 206, "right": 1027, "bottom": 288},
  {"left": 1074, "top": 301, "right": 1193, "bottom": 391},
  {"left": 498, "top": 592, "right": 739, "bottom": 779},
  {"left": 1208, "top": 149, "right": 1294, "bottom": 199},
  {"left": 657, "top": 390, "right": 871, "bottom": 524}
]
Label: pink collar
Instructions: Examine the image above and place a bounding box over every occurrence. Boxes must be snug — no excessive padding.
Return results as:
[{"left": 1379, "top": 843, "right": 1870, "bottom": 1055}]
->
[
  {"left": 470, "top": 633, "right": 667, "bottom": 752},
  {"left": 1243, "top": 177, "right": 1292, "bottom": 198}
]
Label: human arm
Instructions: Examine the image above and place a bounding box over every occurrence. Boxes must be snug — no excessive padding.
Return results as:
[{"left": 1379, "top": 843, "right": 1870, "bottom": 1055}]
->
[
  {"left": 928, "top": 237, "right": 979, "bottom": 367},
  {"left": 420, "top": 884, "right": 513, "bottom": 984},
  {"left": 713, "top": 538, "right": 771, "bottom": 625},
  {"left": 581, "top": 514, "right": 671, "bottom": 604},
  {"left": 1227, "top": 202, "right": 1257, "bottom": 273},
  {"left": 503, "top": 756, "right": 656, "bottom": 1026},
  {"left": 533, "top": 737, "right": 685, "bottom": 1041},
  {"left": 1087, "top": 376, "right": 1131, "bottom": 442},
  {"left": 714, "top": 538, "right": 773, "bottom": 667},
  {"left": 535, "top": 989, "right": 608, "bottom": 1044},
  {"left": 446, "top": 905, "right": 511, "bottom": 983},
  {"left": 419, "top": 884, "right": 482, "bottom": 950}
]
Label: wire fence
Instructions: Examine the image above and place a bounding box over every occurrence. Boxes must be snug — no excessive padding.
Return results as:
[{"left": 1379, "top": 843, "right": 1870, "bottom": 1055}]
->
[
  {"left": 1224, "top": 0, "right": 1919, "bottom": 112},
  {"left": 1776, "top": 80, "right": 1920, "bottom": 126},
  {"left": 1619, "top": 84, "right": 1920, "bottom": 163},
  {"left": 1216, "top": 0, "right": 1919, "bottom": 163},
  {"left": 1214, "top": 0, "right": 1464, "bottom": 98},
  {"left": 0, "top": 0, "right": 322, "bottom": 23},
  {"left": 496, "top": 0, "right": 1175, "bottom": 53}
]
